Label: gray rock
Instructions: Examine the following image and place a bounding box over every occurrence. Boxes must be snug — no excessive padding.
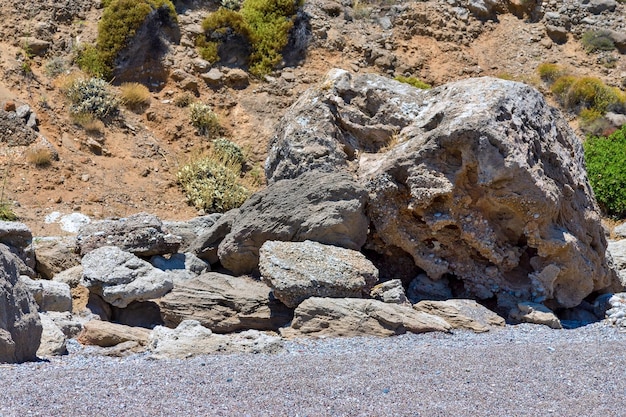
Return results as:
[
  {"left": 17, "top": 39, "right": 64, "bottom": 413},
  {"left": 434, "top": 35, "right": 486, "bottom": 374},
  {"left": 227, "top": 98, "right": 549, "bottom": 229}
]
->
[
  {"left": 42, "top": 311, "right": 83, "bottom": 338},
  {"left": 414, "top": 299, "right": 505, "bottom": 332},
  {"left": 607, "top": 240, "right": 626, "bottom": 287},
  {"left": 188, "top": 210, "right": 238, "bottom": 264},
  {"left": 201, "top": 68, "right": 224, "bottom": 86},
  {"left": 545, "top": 24, "right": 568, "bottom": 44},
  {"left": 148, "top": 320, "right": 283, "bottom": 358},
  {"left": 224, "top": 68, "right": 250, "bottom": 89},
  {"left": 0, "top": 245, "right": 41, "bottom": 363},
  {"left": 81, "top": 246, "right": 174, "bottom": 308},
  {"left": 15, "top": 104, "right": 31, "bottom": 120},
  {"left": 260, "top": 240, "right": 379, "bottom": 308},
  {"left": 0, "top": 110, "right": 39, "bottom": 146},
  {"left": 282, "top": 297, "right": 451, "bottom": 338},
  {"left": 370, "top": 279, "right": 409, "bottom": 305},
  {"left": 150, "top": 252, "right": 210, "bottom": 281},
  {"left": 163, "top": 214, "right": 222, "bottom": 252},
  {"left": 0, "top": 221, "right": 35, "bottom": 274},
  {"left": 217, "top": 171, "right": 369, "bottom": 275},
  {"left": 605, "top": 112, "right": 626, "bottom": 129},
  {"left": 466, "top": 0, "right": 500, "bottom": 18},
  {"left": 585, "top": 0, "right": 617, "bottom": 14},
  {"left": 18, "top": 37, "right": 50, "bottom": 56},
  {"left": 37, "top": 313, "right": 67, "bottom": 357},
  {"left": 159, "top": 272, "right": 292, "bottom": 333},
  {"left": 20, "top": 276, "right": 72, "bottom": 312},
  {"left": 77, "top": 212, "right": 181, "bottom": 257}
]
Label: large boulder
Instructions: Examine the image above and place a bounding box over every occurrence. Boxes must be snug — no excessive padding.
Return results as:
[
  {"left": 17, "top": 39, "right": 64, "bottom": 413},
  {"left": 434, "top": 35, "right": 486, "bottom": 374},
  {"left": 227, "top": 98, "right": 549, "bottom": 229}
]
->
[
  {"left": 33, "top": 237, "right": 80, "bottom": 279},
  {"left": 272, "top": 69, "right": 620, "bottom": 309},
  {"left": 76, "top": 212, "right": 181, "bottom": 257},
  {"left": 216, "top": 171, "right": 369, "bottom": 275},
  {"left": 413, "top": 299, "right": 505, "bottom": 332},
  {"left": 0, "top": 245, "right": 41, "bottom": 363},
  {"left": 0, "top": 221, "right": 36, "bottom": 276},
  {"left": 159, "top": 272, "right": 292, "bottom": 333},
  {"left": 81, "top": 246, "right": 173, "bottom": 308},
  {"left": 260, "top": 240, "right": 379, "bottom": 308},
  {"left": 282, "top": 297, "right": 451, "bottom": 338},
  {"left": 20, "top": 276, "right": 72, "bottom": 312},
  {"left": 37, "top": 313, "right": 67, "bottom": 357}
]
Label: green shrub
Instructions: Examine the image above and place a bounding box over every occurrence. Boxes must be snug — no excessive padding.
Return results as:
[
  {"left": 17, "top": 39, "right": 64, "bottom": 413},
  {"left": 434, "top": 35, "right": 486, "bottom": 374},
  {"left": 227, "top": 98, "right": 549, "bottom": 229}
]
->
[
  {"left": 75, "top": 45, "right": 108, "bottom": 78},
  {"left": 64, "top": 77, "right": 119, "bottom": 120},
  {"left": 581, "top": 30, "right": 615, "bottom": 53},
  {"left": 190, "top": 102, "right": 221, "bottom": 136},
  {"left": 212, "top": 137, "right": 245, "bottom": 166},
  {"left": 394, "top": 76, "right": 431, "bottom": 89},
  {"left": 95, "top": 0, "right": 177, "bottom": 79},
  {"left": 537, "top": 63, "right": 565, "bottom": 84},
  {"left": 177, "top": 155, "right": 250, "bottom": 213},
  {"left": 584, "top": 126, "right": 626, "bottom": 217},
  {"left": 199, "top": 0, "right": 302, "bottom": 76}
]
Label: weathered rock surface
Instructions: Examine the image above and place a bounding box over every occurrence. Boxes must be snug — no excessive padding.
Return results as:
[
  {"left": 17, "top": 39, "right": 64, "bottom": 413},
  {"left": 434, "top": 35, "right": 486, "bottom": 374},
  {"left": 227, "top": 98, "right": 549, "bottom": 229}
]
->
[
  {"left": 217, "top": 171, "right": 369, "bottom": 275},
  {"left": 0, "top": 110, "right": 38, "bottom": 147},
  {"left": 33, "top": 237, "right": 80, "bottom": 280},
  {"left": 272, "top": 69, "right": 620, "bottom": 309},
  {"left": 20, "top": 276, "right": 72, "bottom": 312},
  {"left": 76, "top": 213, "right": 181, "bottom": 257},
  {"left": 163, "top": 214, "right": 222, "bottom": 252},
  {"left": 37, "top": 313, "right": 67, "bottom": 357},
  {"left": 370, "top": 279, "right": 410, "bottom": 305},
  {"left": 0, "top": 246, "right": 41, "bottom": 363},
  {"left": 414, "top": 299, "right": 505, "bottom": 332},
  {"left": 607, "top": 240, "right": 626, "bottom": 287},
  {"left": 77, "top": 320, "right": 151, "bottom": 348},
  {"left": 282, "top": 297, "right": 451, "bottom": 338},
  {"left": 260, "top": 240, "right": 378, "bottom": 308},
  {"left": 188, "top": 209, "right": 239, "bottom": 265},
  {"left": 0, "top": 221, "right": 36, "bottom": 276},
  {"left": 150, "top": 252, "right": 210, "bottom": 282},
  {"left": 148, "top": 320, "right": 283, "bottom": 359},
  {"left": 159, "top": 272, "right": 292, "bottom": 333},
  {"left": 81, "top": 246, "right": 173, "bottom": 308},
  {"left": 509, "top": 301, "right": 562, "bottom": 329}
]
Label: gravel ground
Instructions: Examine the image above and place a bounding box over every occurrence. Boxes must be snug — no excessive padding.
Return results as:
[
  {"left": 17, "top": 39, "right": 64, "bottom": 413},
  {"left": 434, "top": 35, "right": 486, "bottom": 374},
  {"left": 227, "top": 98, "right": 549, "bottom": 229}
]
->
[{"left": 1, "top": 322, "right": 625, "bottom": 417}]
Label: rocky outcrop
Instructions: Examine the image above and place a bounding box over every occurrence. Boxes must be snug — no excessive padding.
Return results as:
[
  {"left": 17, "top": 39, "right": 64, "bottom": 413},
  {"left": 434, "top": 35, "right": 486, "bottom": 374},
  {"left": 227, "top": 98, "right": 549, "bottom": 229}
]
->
[
  {"left": 413, "top": 299, "right": 505, "bottom": 332},
  {"left": 260, "top": 240, "right": 378, "bottom": 308},
  {"left": 76, "top": 213, "right": 181, "bottom": 257},
  {"left": 81, "top": 246, "right": 173, "bottom": 308},
  {"left": 270, "top": 69, "right": 620, "bottom": 310},
  {"left": 159, "top": 272, "right": 292, "bottom": 333},
  {"left": 216, "top": 171, "right": 369, "bottom": 275},
  {"left": 148, "top": 320, "right": 283, "bottom": 359},
  {"left": 282, "top": 297, "right": 451, "bottom": 338},
  {"left": 0, "top": 246, "right": 41, "bottom": 363}
]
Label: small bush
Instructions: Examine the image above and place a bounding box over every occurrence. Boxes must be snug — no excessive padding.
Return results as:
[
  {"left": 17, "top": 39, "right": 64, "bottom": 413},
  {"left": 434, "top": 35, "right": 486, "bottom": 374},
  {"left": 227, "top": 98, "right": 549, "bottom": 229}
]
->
[
  {"left": 190, "top": 102, "right": 220, "bottom": 136},
  {"left": 26, "top": 148, "right": 53, "bottom": 167},
  {"left": 551, "top": 75, "right": 626, "bottom": 114},
  {"left": 199, "top": 0, "right": 302, "bottom": 76},
  {"left": 64, "top": 77, "right": 119, "bottom": 120},
  {"left": 394, "top": 76, "right": 431, "bottom": 89},
  {"left": 177, "top": 155, "right": 250, "bottom": 213},
  {"left": 174, "top": 93, "right": 194, "bottom": 108},
  {"left": 95, "top": 0, "right": 177, "bottom": 79},
  {"left": 212, "top": 137, "right": 245, "bottom": 166},
  {"left": 581, "top": 30, "right": 615, "bottom": 53},
  {"left": 0, "top": 202, "right": 17, "bottom": 221},
  {"left": 120, "top": 82, "right": 151, "bottom": 112},
  {"left": 45, "top": 57, "right": 67, "bottom": 78},
  {"left": 584, "top": 126, "right": 626, "bottom": 217},
  {"left": 75, "top": 45, "right": 108, "bottom": 78},
  {"left": 537, "top": 63, "right": 565, "bottom": 84}
]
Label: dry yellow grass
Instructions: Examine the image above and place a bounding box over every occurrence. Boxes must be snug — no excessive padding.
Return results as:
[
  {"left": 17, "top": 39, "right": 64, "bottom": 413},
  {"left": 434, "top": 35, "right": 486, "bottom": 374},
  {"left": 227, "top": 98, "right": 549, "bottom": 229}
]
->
[
  {"left": 26, "top": 147, "right": 52, "bottom": 167},
  {"left": 120, "top": 82, "right": 151, "bottom": 112}
]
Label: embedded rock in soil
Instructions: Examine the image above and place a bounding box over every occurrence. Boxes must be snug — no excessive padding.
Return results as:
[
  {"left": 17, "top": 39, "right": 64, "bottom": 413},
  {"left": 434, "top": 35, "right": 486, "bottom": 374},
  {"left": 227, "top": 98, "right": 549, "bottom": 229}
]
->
[
  {"left": 259, "top": 240, "right": 379, "bottom": 308},
  {"left": 271, "top": 69, "right": 620, "bottom": 309},
  {"left": 217, "top": 171, "right": 369, "bottom": 275},
  {"left": 0, "top": 245, "right": 42, "bottom": 363}
]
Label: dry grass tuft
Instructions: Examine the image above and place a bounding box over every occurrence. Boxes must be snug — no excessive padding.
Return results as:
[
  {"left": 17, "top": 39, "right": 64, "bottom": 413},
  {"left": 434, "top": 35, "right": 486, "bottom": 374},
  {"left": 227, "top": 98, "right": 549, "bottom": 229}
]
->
[
  {"left": 120, "top": 82, "right": 151, "bottom": 112},
  {"left": 26, "top": 147, "right": 53, "bottom": 167}
]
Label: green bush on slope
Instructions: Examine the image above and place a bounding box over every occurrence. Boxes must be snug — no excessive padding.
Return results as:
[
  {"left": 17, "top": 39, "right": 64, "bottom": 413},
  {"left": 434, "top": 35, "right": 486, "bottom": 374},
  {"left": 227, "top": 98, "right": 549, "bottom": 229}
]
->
[{"left": 584, "top": 126, "right": 626, "bottom": 218}]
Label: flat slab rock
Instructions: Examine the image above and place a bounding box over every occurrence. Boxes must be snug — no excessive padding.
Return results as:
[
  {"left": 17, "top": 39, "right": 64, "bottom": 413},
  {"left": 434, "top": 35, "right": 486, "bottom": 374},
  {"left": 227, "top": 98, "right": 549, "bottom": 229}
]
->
[
  {"left": 413, "top": 299, "right": 505, "bottom": 333},
  {"left": 260, "top": 240, "right": 379, "bottom": 308},
  {"left": 282, "top": 297, "right": 451, "bottom": 338}
]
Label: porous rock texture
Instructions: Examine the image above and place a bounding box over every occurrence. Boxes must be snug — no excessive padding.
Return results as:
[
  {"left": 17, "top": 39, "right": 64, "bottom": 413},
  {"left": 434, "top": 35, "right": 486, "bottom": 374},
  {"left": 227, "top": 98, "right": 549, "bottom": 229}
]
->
[
  {"left": 282, "top": 297, "right": 451, "bottom": 338},
  {"left": 76, "top": 212, "right": 181, "bottom": 257},
  {"left": 269, "top": 69, "right": 620, "bottom": 309},
  {"left": 81, "top": 246, "right": 173, "bottom": 308},
  {"left": 0, "top": 245, "right": 41, "bottom": 363},
  {"left": 217, "top": 171, "right": 369, "bottom": 275},
  {"left": 259, "top": 240, "right": 379, "bottom": 308},
  {"left": 158, "top": 272, "right": 292, "bottom": 333}
]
